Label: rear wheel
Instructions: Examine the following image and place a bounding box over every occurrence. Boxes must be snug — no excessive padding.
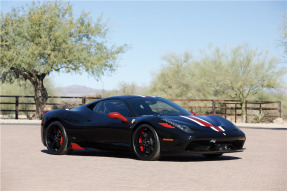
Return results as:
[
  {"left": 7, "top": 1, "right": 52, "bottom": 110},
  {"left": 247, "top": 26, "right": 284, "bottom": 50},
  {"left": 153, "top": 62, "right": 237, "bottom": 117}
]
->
[
  {"left": 132, "top": 124, "right": 160, "bottom": 161},
  {"left": 45, "top": 121, "right": 71, "bottom": 155}
]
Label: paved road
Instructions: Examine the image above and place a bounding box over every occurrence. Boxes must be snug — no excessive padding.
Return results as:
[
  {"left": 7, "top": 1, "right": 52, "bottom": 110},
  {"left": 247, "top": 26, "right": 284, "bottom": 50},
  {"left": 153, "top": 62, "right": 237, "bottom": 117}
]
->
[{"left": 1, "top": 124, "right": 287, "bottom": 191}]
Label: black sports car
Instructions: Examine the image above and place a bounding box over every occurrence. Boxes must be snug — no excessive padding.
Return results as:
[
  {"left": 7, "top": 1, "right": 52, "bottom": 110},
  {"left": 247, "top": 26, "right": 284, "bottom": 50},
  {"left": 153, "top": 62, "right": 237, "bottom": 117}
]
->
[{"left": 41, "top": 95, "right": 246, "bottom": 160}]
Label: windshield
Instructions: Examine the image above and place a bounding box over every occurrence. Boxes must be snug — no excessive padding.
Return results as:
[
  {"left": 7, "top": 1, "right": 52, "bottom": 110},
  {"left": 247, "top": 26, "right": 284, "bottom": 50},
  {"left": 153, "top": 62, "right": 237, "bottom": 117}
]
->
[{"left": 126, "top": 97, "right": 191, "bottom": 116}]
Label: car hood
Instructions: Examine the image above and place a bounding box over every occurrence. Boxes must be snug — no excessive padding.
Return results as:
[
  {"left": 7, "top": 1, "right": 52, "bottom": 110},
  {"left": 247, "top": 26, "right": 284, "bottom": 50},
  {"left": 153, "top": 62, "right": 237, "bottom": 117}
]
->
[{"left": 161, "top": 115, "right": 238, "bottom": 132}]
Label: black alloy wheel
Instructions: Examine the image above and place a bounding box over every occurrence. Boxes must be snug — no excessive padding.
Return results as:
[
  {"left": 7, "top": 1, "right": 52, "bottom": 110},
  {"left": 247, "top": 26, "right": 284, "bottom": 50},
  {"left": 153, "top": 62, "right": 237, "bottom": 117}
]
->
[
  {"left": 132, "top": 124, "right": 160, "bottom": 161},
  {"left": 45, "top": 121, "right": 72, "bottom": 155}
]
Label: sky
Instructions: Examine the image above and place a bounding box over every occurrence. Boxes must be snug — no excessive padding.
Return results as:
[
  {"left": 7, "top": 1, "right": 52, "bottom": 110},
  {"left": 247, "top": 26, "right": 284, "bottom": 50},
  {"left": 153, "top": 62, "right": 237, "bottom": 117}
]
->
[{"left": 1, "top": 0, "right": 286, "bottom": 90}]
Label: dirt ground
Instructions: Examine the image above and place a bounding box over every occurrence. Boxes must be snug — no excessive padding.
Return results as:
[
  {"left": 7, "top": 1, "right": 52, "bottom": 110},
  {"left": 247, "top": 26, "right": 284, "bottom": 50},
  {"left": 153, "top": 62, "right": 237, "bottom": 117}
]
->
[{"left": 1, "top": 124, "right": 287, "bottom": 191}]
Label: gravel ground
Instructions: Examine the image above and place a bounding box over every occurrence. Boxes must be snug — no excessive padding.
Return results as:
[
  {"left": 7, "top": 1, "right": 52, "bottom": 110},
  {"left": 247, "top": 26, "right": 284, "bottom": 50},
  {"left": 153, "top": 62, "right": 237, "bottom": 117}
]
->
[{"left": 1, "top": 123, "right": 287, "bottom": 191}]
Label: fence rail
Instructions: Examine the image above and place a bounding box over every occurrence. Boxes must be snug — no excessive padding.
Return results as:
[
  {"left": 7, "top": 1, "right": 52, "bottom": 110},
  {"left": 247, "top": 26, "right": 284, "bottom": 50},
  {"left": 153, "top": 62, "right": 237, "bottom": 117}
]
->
[{"left": 0, "top": 95, "right": 281, "bottom": 123}]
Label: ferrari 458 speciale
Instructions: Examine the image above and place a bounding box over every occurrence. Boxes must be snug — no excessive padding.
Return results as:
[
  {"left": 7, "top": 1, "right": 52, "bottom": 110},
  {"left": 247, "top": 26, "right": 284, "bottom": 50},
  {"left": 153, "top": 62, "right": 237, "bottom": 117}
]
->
[{"left": 41, "top": 95, "right": 246, "bottom": 160}]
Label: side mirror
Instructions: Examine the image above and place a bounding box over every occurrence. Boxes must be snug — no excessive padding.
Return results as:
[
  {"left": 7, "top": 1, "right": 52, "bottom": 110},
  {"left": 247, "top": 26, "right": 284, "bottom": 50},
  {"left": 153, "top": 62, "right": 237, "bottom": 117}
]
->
[
  {"left": 108, "top": 112, "right": 129, "bottom": 124},
  {"left": 189, "top": 111, "right": 196, "bottom": 115}
]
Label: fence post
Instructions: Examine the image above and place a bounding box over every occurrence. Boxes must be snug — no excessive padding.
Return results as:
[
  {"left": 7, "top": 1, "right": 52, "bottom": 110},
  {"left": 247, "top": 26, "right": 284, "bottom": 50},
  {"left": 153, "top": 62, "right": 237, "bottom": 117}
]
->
[
  {"left": 82, "top": 97, "right": 86, "bottom": 105},
  {"left": 278, "top": 101, "right": 281, "bottom": 118},
  {"left": 245, "top": 101, "right": 248, "bottom": 123},
  {"left": 235, "top": 103, "right": 237, "bottom": 123},
  {"left": 15, "top": 96, "right": 19, "bottom": 119},
  {"left": 212, "top": 100, "right": 216, "bottom": 115},
  {"left": 224, "top": 103, "right": 227, "bottom": 119}
]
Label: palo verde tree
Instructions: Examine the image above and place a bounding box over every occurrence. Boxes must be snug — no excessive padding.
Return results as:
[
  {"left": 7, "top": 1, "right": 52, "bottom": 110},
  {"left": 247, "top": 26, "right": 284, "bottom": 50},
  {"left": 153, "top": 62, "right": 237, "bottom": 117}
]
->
[
  {"left": 150, "top": 52, "right": 194, "bottom": 99},
  {"left": 0, "top": 1, "right": 126, "bottom": 119},
  {"left": 150, "top": 52, "right": 215, "bottom": 99},
  {"left": 151, "top": 45, "right": 286, "bottom": 121},
  {"left": 197, "top": 45, "right": 286, "bottom": 121}
]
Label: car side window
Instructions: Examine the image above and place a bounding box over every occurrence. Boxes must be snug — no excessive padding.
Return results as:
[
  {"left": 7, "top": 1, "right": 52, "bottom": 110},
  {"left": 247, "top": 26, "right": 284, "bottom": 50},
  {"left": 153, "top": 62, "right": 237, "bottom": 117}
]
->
[
  {"left": 92, "top": 102, "right": 105, "bottom": 114},
  {"left": 93, "top": 100, "right": 131, "bottom": 117}
]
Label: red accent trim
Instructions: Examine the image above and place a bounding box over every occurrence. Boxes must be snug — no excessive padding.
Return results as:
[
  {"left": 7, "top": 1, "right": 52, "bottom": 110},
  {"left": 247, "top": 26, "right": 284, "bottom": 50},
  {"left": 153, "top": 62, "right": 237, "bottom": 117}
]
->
[
  {"left": 190, "top": 116, "right": 223, "bottom": 132},
  {"left": 71, "top": 143, "right": 84, "bottom": 150},
  {"left": 159, "top": 123, "right": 175, "bottom": 128},
  {"left": 108, "top": 112, "right": 129, "bottom": 123}
]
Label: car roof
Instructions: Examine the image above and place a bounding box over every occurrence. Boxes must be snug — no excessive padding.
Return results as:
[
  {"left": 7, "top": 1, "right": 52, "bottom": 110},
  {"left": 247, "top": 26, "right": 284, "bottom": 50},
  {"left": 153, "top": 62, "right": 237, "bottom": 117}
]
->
[
  {"left": 100, "top": 95, "right": 159, "bottom": 100},
  {"left": 85, "top": 95, "right": 160, "bottom": 107}
]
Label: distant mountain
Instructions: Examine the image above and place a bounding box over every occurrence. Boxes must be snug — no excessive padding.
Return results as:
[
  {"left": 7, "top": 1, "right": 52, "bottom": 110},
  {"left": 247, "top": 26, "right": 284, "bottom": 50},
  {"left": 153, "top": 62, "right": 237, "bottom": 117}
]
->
[{"left": 56, "top": 85, "right": 102, "bottom": 96}]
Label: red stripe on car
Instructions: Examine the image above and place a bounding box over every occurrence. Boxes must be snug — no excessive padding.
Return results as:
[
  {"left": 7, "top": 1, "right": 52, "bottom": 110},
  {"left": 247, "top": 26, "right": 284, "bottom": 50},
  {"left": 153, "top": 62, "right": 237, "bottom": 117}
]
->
[
  {"left": 189, "top": 116, "right": 223, "bottom": 132},
  {"left": 159, "top": 123, "right": 175, "bottom": 128}
]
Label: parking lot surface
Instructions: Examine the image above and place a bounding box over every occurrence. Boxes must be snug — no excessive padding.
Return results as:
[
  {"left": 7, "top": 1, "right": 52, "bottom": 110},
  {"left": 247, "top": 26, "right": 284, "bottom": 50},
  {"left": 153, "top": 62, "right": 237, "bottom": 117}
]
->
[{"left": 1, "top": 124, "right": 287, "bottom": 191}]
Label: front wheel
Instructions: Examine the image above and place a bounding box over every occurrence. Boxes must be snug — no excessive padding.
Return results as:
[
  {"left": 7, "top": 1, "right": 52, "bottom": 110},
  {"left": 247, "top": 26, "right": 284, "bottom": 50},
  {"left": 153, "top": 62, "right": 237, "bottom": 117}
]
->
[
  {"left": 45, "top": 121, "right": 72, "bottom": 155},
  {"left": 132, "top": 124, "right": 161, "bottom": 161}
]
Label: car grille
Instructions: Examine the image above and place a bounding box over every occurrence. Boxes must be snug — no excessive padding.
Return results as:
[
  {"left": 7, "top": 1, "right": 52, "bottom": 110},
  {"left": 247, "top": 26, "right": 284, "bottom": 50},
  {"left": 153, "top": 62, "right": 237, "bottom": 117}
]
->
[{"left": 186, "top": 140, "right": 244, "bottom": 152}]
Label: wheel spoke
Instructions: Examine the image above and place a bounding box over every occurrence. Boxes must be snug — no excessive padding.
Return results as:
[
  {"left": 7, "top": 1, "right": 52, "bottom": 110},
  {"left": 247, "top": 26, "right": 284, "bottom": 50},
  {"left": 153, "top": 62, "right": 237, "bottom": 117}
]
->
[
  {"left": 53, "top": 126, "right": 57, "bottom": 134},
  {"left": 56, "top": 140, "right": 61, "bottom": 148},
  {"left": 146, "top": 131, "right": 154, "bottom": 140},
  {"left": 56, "top": 131, "right": 61, "bottom": 138},
  {"left": 135, "top": 143, "right": 144, "bottom": 147},
  {"left": 47, "top": 133, "right": 53, "bottom": 139},
  {"left": 139, "top": 133, "right": 145, "bottom": 139},
  {"left": 51, "top": 140, "right": 57, "bottom": 148},
  {"left": 142, "top": 145, "right": 147, "bottom": 153}
]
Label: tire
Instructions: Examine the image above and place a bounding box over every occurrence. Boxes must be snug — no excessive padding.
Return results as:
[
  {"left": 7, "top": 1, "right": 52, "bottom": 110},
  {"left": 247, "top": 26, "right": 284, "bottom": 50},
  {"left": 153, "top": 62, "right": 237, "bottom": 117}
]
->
[
  {"left": 45, "top": 121, "right": 71, "bottom": 155},
  {"left": 203, "top": 154, "right": 223, "bottom": 158},
  {"left": 132, "top": 124, "right": 160, "bottom": 161}
]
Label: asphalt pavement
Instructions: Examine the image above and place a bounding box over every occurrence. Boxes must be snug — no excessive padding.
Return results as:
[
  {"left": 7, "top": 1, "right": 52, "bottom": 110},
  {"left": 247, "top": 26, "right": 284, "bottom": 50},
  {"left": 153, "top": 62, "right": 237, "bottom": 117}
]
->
[{"left": 1, "top": 123, "right": 287, "bottom": 191}]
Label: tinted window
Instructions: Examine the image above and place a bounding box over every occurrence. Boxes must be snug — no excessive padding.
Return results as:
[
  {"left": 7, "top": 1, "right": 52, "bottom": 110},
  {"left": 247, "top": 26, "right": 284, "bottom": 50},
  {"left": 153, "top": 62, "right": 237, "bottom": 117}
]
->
[
  {"left": 126, "top": 97, "right": 191, "bottom": 116},
  {"left": 93, "top": 100, "right": 131, "bottom": 117}
]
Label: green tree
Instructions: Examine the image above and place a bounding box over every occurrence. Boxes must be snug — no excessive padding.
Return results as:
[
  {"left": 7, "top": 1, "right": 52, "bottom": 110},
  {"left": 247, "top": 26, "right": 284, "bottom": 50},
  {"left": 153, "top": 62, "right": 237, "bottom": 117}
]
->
[
  {"left": 197, "top": 45, "right": 285, "bottom": 121},
  {"left": 0, "top": 1, "right": 126, "bottom": 119},
  {"left": 151, "top": 45, "right": 286, "bottom": 122},
  {"left": 150, "top": 52, "right": 215, "bottom": 99},
  {"left": 151, "top": 52, "right": 194, "bottom": 98},
  {"left": 116, "top": 81, "right": 149, "bottom": 95}
]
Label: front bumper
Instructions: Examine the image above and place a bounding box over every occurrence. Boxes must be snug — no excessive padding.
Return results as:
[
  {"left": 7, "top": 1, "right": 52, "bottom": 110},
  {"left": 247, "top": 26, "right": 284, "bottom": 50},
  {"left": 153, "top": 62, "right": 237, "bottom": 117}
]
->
[
  {"left": 183, "top": 137, "right": 246, "bottom": 154},
  {"left": 160, "top": 130, "right": 246, "bottom": 154}
]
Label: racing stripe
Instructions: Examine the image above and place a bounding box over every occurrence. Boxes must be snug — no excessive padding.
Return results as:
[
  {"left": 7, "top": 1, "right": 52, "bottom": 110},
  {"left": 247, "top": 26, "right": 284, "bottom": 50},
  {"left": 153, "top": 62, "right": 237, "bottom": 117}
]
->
[
  {"left": 217, "top": 126, "right": 225, "bottom": 131},
  {"left": 190, "top": 116, "right": 225, "bottom": 132},
  {"left": 181, "top": 116, "right": 205, "bottom": 127},
  {"left": 191, "top": 116, "right": 222, "bottom": 130},
  {"left": 191, "top": 116, "right": 222, "bottom": 132},
  {"left": 182, "top": 116, "right": 225, "bottom": 132}
]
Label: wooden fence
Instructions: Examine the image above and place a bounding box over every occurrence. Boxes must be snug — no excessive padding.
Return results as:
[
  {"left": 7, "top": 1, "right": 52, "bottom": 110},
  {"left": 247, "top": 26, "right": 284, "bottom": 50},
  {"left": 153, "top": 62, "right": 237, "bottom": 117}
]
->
[{"left": 0, "top": 95, "right": 281, "bottom": 123}]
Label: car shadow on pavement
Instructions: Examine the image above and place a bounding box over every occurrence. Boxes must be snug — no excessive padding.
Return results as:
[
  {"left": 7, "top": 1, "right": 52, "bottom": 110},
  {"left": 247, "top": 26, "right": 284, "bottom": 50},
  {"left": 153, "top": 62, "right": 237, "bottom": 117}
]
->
[
  {"left": 41, "top": 149, "right": 136, "bottom": 159},
  {"left": 159, "top": 154, "right": 241, "bottom": 162},
  {"left": 41, "top": 149, "right": 241, "bottom": 162}
]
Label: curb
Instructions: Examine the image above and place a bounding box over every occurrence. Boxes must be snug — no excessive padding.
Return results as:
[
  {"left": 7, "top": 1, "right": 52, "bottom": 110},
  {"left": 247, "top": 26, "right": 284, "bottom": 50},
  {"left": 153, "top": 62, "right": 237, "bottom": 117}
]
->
[
  {"left": 0, "top": 120, "right": 41, "bottom": 124},
  {"left": 235, "top": 123, "right": 287, "bottom": 129}
]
